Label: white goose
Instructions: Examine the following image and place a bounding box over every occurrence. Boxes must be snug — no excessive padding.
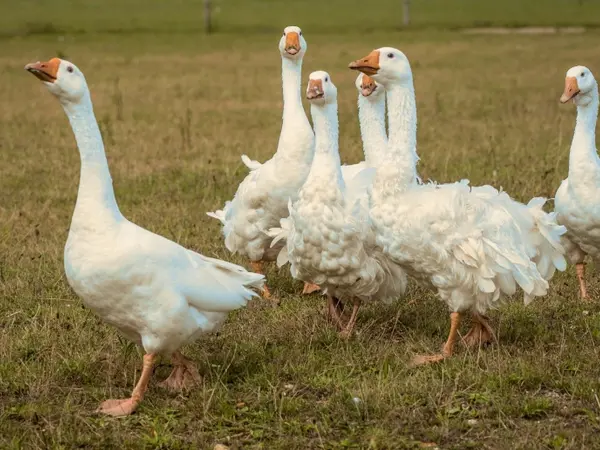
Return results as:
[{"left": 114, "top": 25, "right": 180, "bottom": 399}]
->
[
  {"left": 555, "top": 65, "right": 600, "bottom": 300},
  {"left": 275, "top": 71, "right": 406, "bottom": 336},
  {"left": 25, "top": 58, "right": 264, "bottom": 416},
  {"left": 207, "top": 26, "right": 314, "bottom": 299},
  {"left": 353, "top": 48, "right": 566, "bottom": 291},
  {"left": 357, "top": 48, "right": 565, "bottom": 310},
  {"left": 291, "top": 76, "right": 387, "bottom": 297},
  {"left": 349, "top": 48, "right": 567, "bottom": 363}
]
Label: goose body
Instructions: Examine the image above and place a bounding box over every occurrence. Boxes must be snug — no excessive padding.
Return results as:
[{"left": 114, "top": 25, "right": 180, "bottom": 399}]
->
[
  {"left": 554, "top": 65, "right": 600, "bottom": 299},
  {"left": 26, "top": 57, "right": 263, "bottom": 416},
  {"left": 349, "top": 48, "right": 566, "bottom": 363},
  {"left": 65, "top": 219, "right": 261, "bottom": 351},
  {"left": 207, "top": 26, "right": 314, "bottom": 297},
  {"left": 278, "top": 72, "right": 406, "bottom": 334}
]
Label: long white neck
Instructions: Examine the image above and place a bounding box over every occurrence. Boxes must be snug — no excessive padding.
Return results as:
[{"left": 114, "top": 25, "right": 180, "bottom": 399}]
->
[
  {"left": 61, "top": 93, "right": 122, "bottom": 231},
  {"left": 357, "top": 93, "right": 387, "bottom": 167},
  {"left": 276, "top": 56, "right": 314, "bottom": 162},
  {"left": 370, "top": 79, "right": 419, "bottom": 204},
  {"left": 385, "top": 81, "right": 419, "bottom": 184},
  {"left": 305, "top": 102, "right": 343, "bottom": 187},
  {"left": 568, "top": 86, "right": 600, "bottom": 188}
]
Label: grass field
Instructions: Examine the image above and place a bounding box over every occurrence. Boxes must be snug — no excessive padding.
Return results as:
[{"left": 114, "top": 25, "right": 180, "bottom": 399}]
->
[
  {"left": 2, "top": 2, "right": 600, "bottom": 448},
  {"left": 2, "top": 0, "right": 600, "bottom": 36}
]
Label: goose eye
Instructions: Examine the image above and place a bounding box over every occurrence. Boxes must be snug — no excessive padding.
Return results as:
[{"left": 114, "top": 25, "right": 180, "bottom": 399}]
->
[
  {"left": 283, "top": 32, "right": 286, "bottom": 36},
  {"left": 581, "top": 72, "right": 586, "bottom": 77},
  {"left": 299, "top": 31, "right": 302, "bottom": 36},
  {"left": 67, "top": 66, "right": 74, "bottom": 73},
  {"left": 325, "top": 76, "right": 329, "bottom": 82},
  {"left": 387, "top": 53, "right": 394, "bottom": 58}
]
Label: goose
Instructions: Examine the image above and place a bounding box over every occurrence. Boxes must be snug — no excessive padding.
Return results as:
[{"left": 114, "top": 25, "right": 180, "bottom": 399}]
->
[
  {"left": 357, "top": 48, "right": 566, "bottom": 310},
  {"left": 555, "top": 65, "right": 600, "bottom": 300},
  {"left": 266, "top": 73, "right": 405, "bottom": 330},
  {"left": 291, "top": 76, "right": 388, "bottom": 298},
  {"left": 349, "top": 48, "right": 567, "bottom": 363},
  {"left": 25, "top": 58, "right": 264, "bottom": 416},
  {"left": 272, "top": 71, "right": 406, "bottom": 337},
  {"left": 207, "top": 26, "right": 315, "bottom": 299}
]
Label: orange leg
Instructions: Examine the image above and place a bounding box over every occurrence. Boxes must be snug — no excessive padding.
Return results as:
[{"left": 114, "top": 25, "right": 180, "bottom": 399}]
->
[
  {"left": 463, "top": 312, "right": 495, "bottom": 347},
  {"left": 97, "top": 353, "right": 155, "bottom": 416},
  {"left": 576, "top": 263, "right": 590, "bottom": 300},
  {"left": 412, "top": 312, "right": 461, "bottom": 366},
  {"left": 326, "top": 295, "right": 345, "bottom": 330},
  {"left": 339, "top": 299, "right": 361, "bottom": 340},
  {"left": 302, "top": 282, "right": 321, "bottom": 295},
  {"left": 250, "top": 261, "right": 276, "bottom": 301},
  {"left": 158, "top": 351, "right": 202, "bottom": 391}
]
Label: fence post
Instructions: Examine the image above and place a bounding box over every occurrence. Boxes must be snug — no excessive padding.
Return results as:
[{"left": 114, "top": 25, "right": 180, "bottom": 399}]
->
[
  {"left": 403, "top": 0, "right": 410, "bottom": 26},
  {"left": 204, "top": 0, "right": 213, "bottom": 34}
]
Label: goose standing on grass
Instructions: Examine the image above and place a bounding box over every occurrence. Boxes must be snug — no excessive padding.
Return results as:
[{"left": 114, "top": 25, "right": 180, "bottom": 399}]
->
[
  {"left": 207, "top": 26, "right": 316, "bottom": 299},
  {"left": 268, "top": 73, "right": 407, "bottom": 331},
  {"left": 555, "top": 65, "right": 600, "bottom": 300},
  {"left": 25, "top": 58, "right": 264, "bottom": 416},
  {"left": 272, "top": 71, "right": 406, "bottom": 337},
  {"left": 349, "top": 48, "right": 567, "bottom": 363},
  {"left": 352, "top": 47, "right": 565, "bottom": 332},
  {"left": 283, "top": 75, "right": 389, "bottom": 297}
]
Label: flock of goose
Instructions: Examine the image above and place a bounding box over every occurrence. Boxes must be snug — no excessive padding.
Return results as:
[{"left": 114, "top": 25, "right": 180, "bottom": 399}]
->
[{"left": 23, "top": 25, "right": 599, "bottom": 417}]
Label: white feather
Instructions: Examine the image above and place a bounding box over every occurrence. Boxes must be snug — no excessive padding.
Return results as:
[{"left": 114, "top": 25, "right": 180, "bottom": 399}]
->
[
  {"left": 241, "top": 154, "right": 262, "bottom": 171},
  {"left": 206, "top": 40, "right": 314, "bottom": 263},
  {"left": 282, "top": 72, "right": 407, "bottom": 305}
]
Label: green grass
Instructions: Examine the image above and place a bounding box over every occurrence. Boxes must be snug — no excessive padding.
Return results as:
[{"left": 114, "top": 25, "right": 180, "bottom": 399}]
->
[
  {"left": 2, "top": 22, "right": 600, "bottom": 450},
  {"left": 1, "top": 0, "right": 600, "bottom": 37}
]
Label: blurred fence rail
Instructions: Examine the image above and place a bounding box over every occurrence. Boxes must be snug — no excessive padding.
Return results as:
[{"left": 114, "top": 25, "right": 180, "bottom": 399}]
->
[{"left": 1, "top": 0, "right": 598, "bottom": 37}]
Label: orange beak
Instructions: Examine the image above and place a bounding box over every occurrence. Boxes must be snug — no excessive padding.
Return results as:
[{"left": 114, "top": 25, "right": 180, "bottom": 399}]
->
[
  {"left": 25, "top": 58, "right": 60, "bottom": 83},
  {"left": 285, "top": 32, "right": 301, "bottom": 55},
  {"left": 560, "top": 76, "right": 580, "bottom": 103},
  {"left": 306, "top": 79, "right": 324, "bottom": 100},
  {"left": 349, "top": 50, "right": 380, "bottom": 76},
  {"left": 360, "top": 74, "right": 377, "bottom": 97}
]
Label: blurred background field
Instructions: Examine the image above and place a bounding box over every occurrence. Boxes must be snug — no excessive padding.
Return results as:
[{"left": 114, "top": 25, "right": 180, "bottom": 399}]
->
[
  {"left": 2, "top": 1, "right": 600, "bottom": 449},
  {"left": 2, "top": 0, "right": 600, "bottom": 36}
]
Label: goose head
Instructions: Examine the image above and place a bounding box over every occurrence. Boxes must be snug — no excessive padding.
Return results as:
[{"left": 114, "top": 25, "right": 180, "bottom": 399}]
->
[
  {"left": 560, "top": 66, "right": 597, "bottom": 106},
  {"left": 306, "top": 71, "right": 337, "bottom": 106},
  {"left": 355, "top": 73, "right": 384, "bottom": 99},
  {"left": 279, "top": 26, "right": 307, "bottom": 59},
  {"left": 25, "top": 57, "right": 88, "bottom": 103},
  {"left": 348, "top": 47, "right": 412, "bottom": 86}
]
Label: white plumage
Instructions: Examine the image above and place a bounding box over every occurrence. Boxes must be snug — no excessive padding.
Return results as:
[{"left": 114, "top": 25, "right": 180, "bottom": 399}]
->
[
  {"left": 207, "top": 26, "right": 314, "bottom": 298},
  {"left": 26, "top": 57, "right": 264, "bottom": 416},
  {"left": 274, "top": 71, "right": 406, "bottom": 335},
  {"left": 352, "top": 70, "right": 564, "bottom": 305},
  {"left": 349, "top": 47, "right": 567, "bottom": 363},
  {"left": 354, "top": 73, "right": 388, "bottom": 169},
  {"left": 555, "top": 65, "right": 600, "bottom": 300}
]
